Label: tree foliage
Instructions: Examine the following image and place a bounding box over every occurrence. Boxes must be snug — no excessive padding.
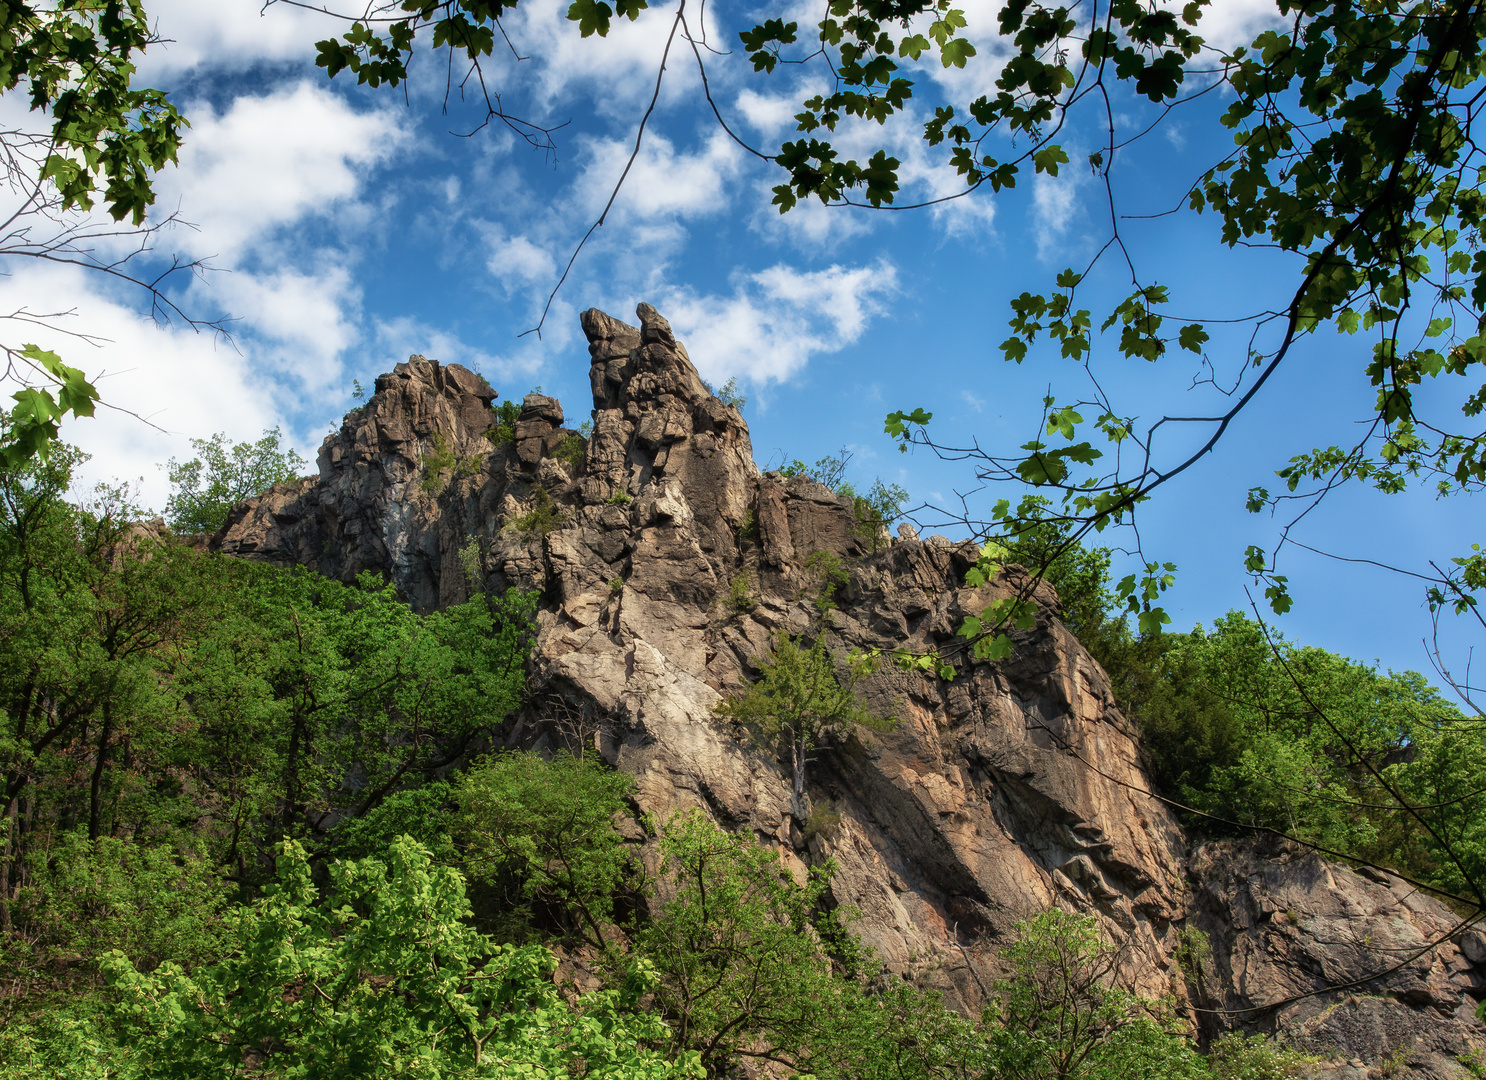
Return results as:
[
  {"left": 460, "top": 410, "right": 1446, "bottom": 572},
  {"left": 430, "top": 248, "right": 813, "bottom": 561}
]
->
[
  {"left": 715, "top": 632, "right": 891, "bottom": 813},
  {"left": 164, "top": 427, "right": 309, "bottom": 534},
  {"left": 638, "top": 808, "right": 870, "bottom": 1078},
  {"left": 0, "top": 0, "right": 194, "bottom": 466},
  {"left": 456, "top": 751, "right": 637, "bottom": 950},
  {"left": 102, "top": 836, "right": 699, "bottom": 1080},
  {"left": 0, "top": 444, "right": 537, "bottom": 1006}
]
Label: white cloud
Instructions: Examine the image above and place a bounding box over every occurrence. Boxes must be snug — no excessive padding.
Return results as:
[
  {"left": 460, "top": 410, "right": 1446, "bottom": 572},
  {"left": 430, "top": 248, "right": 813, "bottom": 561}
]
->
[
  {"left": 370, "top": 316, "right": 561, "bottom": 391},
  {"left": 660, "top": 260, "right": 899, "bottom": 384},
  {"left": 156, "top": 82, "right": 408, "bottom": 260},
  {"left": 203, "top": 264, "right": 362, "bottom": 390},
  {"left": 486, "top": 231, "right": 559, "bottom": 288},
  {"left": 136, "top": 0, "right": 329, "bottom": 77},
  {"left": 497, "top": 0, "right": 719, "bottom": 119},
  {"left": 1031, "top": 168, "right": 1086, "bottom": 260},
  {"left": 576, "top": 129, "right": 744, "bottom": 225},
  {"left": 735, "top": 88, "right": 809, "bottom": 138},
  {"left": 0, "top": 75, "right": 416, "bottom": 501},
  {"left": 0, "top": 263, "right": 291, "bottom": 511},
  {"left": 1195, "top": 0, "right": 1286, "bottom": 53}
]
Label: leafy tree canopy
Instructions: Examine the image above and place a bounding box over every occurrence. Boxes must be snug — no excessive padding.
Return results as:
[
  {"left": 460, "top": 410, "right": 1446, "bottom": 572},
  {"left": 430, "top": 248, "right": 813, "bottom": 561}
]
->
[
  {"left": 0, "top": 0, "right": 190, "bottom": 466},
  {"left": 103, "top": 836, "right": 701, "bottom": 1080},
  {"left": 716, "top": 631, "right": 892, "bottom": 814},
  {"left": 164, "top": 427, "right": 308, "bottom": 534}
]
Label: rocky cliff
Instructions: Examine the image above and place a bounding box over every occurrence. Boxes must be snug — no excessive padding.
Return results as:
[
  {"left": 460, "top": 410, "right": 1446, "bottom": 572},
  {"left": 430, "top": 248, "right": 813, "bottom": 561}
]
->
[{"left": 213, "top": 304, "right": 1486, "bottom": 1077}]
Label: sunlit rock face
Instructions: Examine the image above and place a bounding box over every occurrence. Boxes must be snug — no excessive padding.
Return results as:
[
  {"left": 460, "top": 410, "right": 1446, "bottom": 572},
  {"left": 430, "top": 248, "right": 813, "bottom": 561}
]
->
[{"left": 212, "top": 306, "right": 1486, "bottom": 1069}]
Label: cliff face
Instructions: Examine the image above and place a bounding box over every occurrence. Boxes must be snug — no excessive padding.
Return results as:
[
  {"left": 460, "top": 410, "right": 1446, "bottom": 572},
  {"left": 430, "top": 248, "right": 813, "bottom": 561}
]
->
[{"left": 213, "top": 305, "right": 1486, "bottom": 1075}]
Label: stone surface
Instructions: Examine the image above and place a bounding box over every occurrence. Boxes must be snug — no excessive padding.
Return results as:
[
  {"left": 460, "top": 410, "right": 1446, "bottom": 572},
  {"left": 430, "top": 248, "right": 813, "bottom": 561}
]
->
[
  {"left": 211, "top": 307, "right": 1486, "bottom": 1072},
  {"left": 1189, "top": 839, "right": 1486, "bottom": 1078}
]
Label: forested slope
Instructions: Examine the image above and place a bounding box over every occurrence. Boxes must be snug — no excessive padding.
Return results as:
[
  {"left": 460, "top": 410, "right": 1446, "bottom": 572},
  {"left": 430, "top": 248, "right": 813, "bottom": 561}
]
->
[{"left": 2, "top": 306, "right": 1485, "bottom": 1078}]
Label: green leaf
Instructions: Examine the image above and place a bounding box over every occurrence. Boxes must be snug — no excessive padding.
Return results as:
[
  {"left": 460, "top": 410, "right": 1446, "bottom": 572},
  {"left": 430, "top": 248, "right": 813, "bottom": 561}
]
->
[
  {"left": 566, "top": 0, "right": 615, "bottom": 37},
  {"left": 1032, "top": 144, "right": 1070, "bottom": 176},
  {"left": 1177, "top": 324, "right": 1209, "bottom": 353}
]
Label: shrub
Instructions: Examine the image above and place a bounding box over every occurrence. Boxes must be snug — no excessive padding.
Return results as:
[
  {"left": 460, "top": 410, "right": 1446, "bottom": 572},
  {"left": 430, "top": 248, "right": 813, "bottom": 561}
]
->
[
  {"left": 554, "top": 432, "right": 585, "bottom": 469},
  {"left": 511, "top": 486, "right": 564, "bottom": 535},
  {"left": 487, "top": 398, "right": 521, "bottom": 444},
  {"left": 702, "top": 376, "right": 748, "bottom": 412},
  {"left": 102, "top": 838, "right": 695, "bottom": 1080},
  {"left": 804, "top": 550, "right": 849, "bottom": 614},
  {"left": 725, "top": 573, "right": 755, "bottom": 615},
  {"left": 607, "top": 490, "right": 633, "bottom": 505},
  {"left": 803, "top": 800, "right": 842, "bottom": 841}
]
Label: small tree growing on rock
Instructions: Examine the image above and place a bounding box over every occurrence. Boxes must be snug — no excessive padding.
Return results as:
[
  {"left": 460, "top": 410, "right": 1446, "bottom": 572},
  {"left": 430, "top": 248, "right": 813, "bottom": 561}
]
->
[{"left": 716, "top": 633, "right": 892, "bottom": 820}]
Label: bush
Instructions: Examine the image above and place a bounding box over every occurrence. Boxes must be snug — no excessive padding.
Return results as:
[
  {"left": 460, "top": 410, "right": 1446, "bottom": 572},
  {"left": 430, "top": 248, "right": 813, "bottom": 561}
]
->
[
  {"left": 164, "top": 427, "right": 307, "bottom": 534},
  {"left": 4, "top": 832, "right": 228, "bottom": 1003},
  {"left": 985, "top": 910, "right": 1207, "bottom": 1080},
  {"left": 326, "top": 783, "right": 456, "bottom": 863},
  {"left": 851, "top": 479, "right": 910, "bottom": 551},
  {"left": 803, "top": 800, "right": 842, "bottom": 841},
  {"left": 702, "top": 377, "right": 748, "bottom": 412},
  {"left": 487, "top": 398, "right": 521, "bottom": 444},
  {"left": 102, "top": 837, "right": 697, "bottom": 1080},
  {"left": 724, "top": 572, "right": 755, "bottom": 614},
  {"left": 554, "top": 431, "right": 585, "bottom": 469},
  {"left": 638, "top": 810, "right": 863, "bottom": 1075},
  {"left": 511, "top": 486, "right": 565, "bottom": 534},
  {"left": 420, "top": 433, "right": 480, "bottom": 495},
  {"left": 1204, "top": 1032, "right": 1314, "bottom": 1079},
  {"left": 455, "top": 752, "right": 636, "bottom": 949}
]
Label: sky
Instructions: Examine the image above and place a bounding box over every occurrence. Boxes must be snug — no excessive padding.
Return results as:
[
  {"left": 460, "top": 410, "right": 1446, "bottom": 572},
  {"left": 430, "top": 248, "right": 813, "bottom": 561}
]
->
[{"left": 6, "top": 0, "right": 1482, "bottom": 689}]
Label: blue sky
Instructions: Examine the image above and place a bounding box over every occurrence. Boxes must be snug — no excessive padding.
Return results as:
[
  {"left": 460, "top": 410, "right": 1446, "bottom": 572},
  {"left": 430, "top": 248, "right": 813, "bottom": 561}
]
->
[{"left": 9, "top": 0, "right": 1481, "bottom": 686}]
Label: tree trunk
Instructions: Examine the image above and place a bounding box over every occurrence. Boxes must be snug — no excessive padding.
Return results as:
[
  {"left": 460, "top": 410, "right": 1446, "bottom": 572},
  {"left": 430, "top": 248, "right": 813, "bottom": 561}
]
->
[
  {"left": 0, "top": 794, "right": 15, "bottom": 932},
  {"left": 790, "top": 737, "right": 809, "bottom": 822},
  {"left": 88, "top": 700, "right": 115, "bottom": 842}
]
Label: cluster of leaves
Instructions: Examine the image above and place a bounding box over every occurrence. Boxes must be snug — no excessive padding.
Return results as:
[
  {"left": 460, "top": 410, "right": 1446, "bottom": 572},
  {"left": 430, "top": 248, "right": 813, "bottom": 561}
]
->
[
  {"left": 3, "top": 347, "right": 99, "bottom": 470},
  {"left": 487, "top": 398, "right": 522, "bottom": 445},
  {"left": 421, "top": 433, "right": 482, "bottom": 496},
  {"left": 0, "top": 0, "right": 191, "bottom": 468},
  {"left": 164, "top": 427, "right": 308, "bottom": 534},
  {"left": 0, "top": 445, "right": 537, "bottom": 1007},
  {"left": 4, "top": 0, "right": 185, "bottom": 225},
  {"left": 511, "top": 485, "right": 566, "bottom": 534},
  {"left": 716, "top": 629, "right": 891, "bottom": 811},
  {"left": 985, "top": 910, "right": 1312, "bottom": 1080},
  {"left": 456, "top": 751, "right": 637, "bottom": 950}
]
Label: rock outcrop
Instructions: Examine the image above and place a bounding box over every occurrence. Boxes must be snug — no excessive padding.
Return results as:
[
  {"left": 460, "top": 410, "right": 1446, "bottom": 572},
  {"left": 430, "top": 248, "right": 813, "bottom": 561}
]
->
[
  {"left": 1189, "top": 840, "right": 1486, "bottom": 1078},
  {"left": 212, "top": 305, "right": 1486, "bottom": 1075}
]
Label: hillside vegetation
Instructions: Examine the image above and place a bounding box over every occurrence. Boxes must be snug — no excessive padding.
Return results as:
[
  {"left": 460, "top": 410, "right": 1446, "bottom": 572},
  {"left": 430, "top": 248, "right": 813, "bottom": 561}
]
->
[{"left": 0, "top": 444, "right": 1437, "bottom": 1078}]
